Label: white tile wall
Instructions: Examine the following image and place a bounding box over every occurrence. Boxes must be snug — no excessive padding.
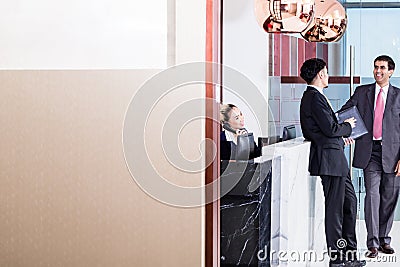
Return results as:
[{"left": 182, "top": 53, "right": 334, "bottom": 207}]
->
[{"left": 281, "top": 101, "right": 301, "bottom": 122}]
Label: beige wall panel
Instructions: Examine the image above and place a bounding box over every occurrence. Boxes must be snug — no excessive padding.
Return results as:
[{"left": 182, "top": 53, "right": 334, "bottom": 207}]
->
[{"left": 0, "top": 70, "right": 203, "bottom": 267}]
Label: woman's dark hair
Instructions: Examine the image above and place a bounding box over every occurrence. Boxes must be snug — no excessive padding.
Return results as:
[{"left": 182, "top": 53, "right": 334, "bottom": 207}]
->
[{"left": 300, "top": 58, "right": 327, "bottom": 84}]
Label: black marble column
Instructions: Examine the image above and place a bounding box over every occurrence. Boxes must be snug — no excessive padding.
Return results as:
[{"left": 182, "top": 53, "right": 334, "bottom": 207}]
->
[{"left": 220, "top": 160, "right": 272, "bottom": 267}]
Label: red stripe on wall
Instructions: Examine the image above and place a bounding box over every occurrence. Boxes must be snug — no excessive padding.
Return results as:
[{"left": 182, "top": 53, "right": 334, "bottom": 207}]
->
[
  {"left": 321, "top": 43, "right": 329, "bottom": 66},
  {"left": 273, "top": 34, "right": 281, "bottom": 76},
  {"left": 297, "top": 38, "right": 305, "bottom": 75},
  {"left": 305, "top": 42, "right": 317, "bottom": 60},
  {"left": 281, "top": 34, "right": 290, "bottom": 76}
]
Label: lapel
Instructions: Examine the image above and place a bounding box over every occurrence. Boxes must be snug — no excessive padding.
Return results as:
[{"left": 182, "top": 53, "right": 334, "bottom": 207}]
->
[
  {"left": 367, "top": 83, "right": 375, "bottom": 115},
  {"left": 384, "top": 83, "right": 397, "bottom": 119},
  {"left": 307, "top": 86, "right": 336, "bottom": 118}
]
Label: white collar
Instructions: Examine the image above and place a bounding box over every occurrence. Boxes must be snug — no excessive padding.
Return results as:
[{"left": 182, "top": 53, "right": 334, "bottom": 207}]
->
[
  {"left": 224, "top": 130, "right": 236, "bottom": 144},
  {"left": 375, "top": 83, "right": 389, "bottom": 94},
  {"left": 309, "top": 85, "right": 324, "bottom": 95}
]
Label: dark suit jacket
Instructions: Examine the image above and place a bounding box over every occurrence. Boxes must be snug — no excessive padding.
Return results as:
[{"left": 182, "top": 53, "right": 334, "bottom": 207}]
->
[
  {"left": 339, "top": 83, "right": 400, "bottom": 173},
  {"left": 220, "top": 131, "right": 261, "bottom": 160},
  {"left": 300, "top": 86, "right": 352, "bottom": 177}
]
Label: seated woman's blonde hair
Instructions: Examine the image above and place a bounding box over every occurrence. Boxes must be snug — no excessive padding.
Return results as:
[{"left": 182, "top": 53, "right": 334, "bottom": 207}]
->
[{"left": 220, "top": 103, "right": 237, "bottom": 124}]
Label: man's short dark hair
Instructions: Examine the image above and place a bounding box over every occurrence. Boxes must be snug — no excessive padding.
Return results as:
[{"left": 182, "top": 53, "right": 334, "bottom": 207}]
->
[
  {"left": 374, "top": 55, "right": 395, "bottom": 71},
  {"left": 300, "top": 58, "right": 327, "bottom": 84}
]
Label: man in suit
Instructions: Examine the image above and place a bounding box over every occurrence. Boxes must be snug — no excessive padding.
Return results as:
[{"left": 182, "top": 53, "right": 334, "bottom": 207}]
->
[
  {"left": 340, "top": 55, "right": 400, "bottom": 258},
  {"left": 300, "top": 58, "right": 365, "bottom": 267}
]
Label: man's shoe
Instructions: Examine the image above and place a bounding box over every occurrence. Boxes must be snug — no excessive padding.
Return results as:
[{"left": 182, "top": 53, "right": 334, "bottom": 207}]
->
[
  {"left": 379, "top": 243, "right": 395, "bottom": 254},
  {"left": 365, "top": 247, "right": 378, "bottom": 258},
  {"left": 345, "top": 259, "right": 367, "bottom": 267}
]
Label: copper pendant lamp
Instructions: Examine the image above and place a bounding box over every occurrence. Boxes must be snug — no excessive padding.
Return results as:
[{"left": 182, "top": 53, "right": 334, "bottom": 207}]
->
[
  {"left": 301, "top": 0, "right": 347, "bottom": 42},
  {"left": 255, "top": 0, "right": 347, "bottom": 42},
  {"left": 255, "top": 0, "right": 315, "bottom": 33}
]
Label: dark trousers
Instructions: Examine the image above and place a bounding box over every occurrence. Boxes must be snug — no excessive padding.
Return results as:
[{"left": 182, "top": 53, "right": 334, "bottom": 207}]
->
[
  {"left": 320, "top": 173, "right": 357, "bottom": 263},
  {"left": 364, "top": 142, "right": 400, "bottom": 248}
]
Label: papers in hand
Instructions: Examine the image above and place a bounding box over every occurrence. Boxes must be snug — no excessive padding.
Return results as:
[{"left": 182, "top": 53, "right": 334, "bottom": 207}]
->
[{"left": 336, "top": 106, "right": 368, "bottom": 139}]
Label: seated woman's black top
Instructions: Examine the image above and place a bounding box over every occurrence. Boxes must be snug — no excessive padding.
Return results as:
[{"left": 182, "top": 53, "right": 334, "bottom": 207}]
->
[{"left": 220, "top": 131, "right": 261, "bottom": 160}]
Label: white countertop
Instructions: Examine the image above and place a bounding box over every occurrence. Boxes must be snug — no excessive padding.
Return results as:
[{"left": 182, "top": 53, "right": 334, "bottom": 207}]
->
[{"left": 255, "top": 137, "right": 310, "bottom": 163}]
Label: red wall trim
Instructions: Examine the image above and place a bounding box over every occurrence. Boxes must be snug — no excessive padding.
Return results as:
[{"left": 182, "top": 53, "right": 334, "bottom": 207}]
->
[
  {"left": 297, "top": 39, "right": 305, "bottom": 76},
  {"left": 305, "top": 42, "right": 317, "bottom": 60},
  {"left": 281, "top": 35, "right": 290, "bottom": 76},
  {"left": 273, "top": 35, "right": 281, "bottom": 76}
]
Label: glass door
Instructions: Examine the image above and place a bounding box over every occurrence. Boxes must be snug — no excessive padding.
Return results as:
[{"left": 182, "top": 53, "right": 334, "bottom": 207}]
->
[{"left": 218, "top": 0, "right": 400, "bottom": 266}]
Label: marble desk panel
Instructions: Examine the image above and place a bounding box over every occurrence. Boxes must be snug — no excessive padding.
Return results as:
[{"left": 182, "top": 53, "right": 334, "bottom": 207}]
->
[
  {"left": 220, "top": 160, "right": 272, "bottom": 267},
  {"left": 262, "top": 138, "right": 327, "bottom": 267},
  {"left": 220, "top": 138, "right": 327, "bottom": 267}
]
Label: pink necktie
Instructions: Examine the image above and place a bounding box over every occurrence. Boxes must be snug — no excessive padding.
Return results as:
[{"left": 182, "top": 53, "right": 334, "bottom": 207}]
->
[{"left": 373, "top": 88, "right": 384, "bottom": 139}]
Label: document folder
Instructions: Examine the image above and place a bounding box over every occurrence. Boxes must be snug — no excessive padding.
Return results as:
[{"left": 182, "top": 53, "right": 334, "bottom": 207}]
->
[{"left": 336, "top": 106, "right": 368, "bottom": 139}]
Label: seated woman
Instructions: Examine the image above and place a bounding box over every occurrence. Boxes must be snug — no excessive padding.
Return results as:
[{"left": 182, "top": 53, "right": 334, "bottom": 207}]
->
[{"left": 220, "top": 104, "right": 261, "bottom": 160}]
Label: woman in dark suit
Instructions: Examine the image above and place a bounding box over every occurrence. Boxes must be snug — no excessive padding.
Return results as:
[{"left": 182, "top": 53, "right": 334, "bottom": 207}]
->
[
  {"left": 299, "top": 58, "right": 365, "bottom": 267},
  {"left": 220, "top": 104, "right": 260, "bottom": 160}
]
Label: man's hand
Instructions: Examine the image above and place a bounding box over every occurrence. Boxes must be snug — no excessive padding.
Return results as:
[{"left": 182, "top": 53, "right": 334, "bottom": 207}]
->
[
  {"left": 343, "top": 137, "right": 355, "bottom": 146},
  {"left": 344, "top": 117, "right": 357, "bottom": 128},
  {"left": 395, "top": 160, "right": 400, "bottom": 176}
]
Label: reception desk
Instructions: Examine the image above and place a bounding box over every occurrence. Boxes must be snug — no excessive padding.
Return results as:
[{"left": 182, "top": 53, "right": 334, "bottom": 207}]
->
[
  {"left": 220, "top": 158, "right": 272, "bottom": 266},
  {"left": 220, "top": 138, "right": 327, "bottom": 267}
]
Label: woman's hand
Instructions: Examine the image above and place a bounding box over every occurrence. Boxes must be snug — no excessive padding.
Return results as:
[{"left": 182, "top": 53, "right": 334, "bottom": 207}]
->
[
  {"left": 343, "top": 137, "right": 355, "bottom": 146},
  {"left": 236, "top": 129, "right": 248, "bottom": 136}
]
